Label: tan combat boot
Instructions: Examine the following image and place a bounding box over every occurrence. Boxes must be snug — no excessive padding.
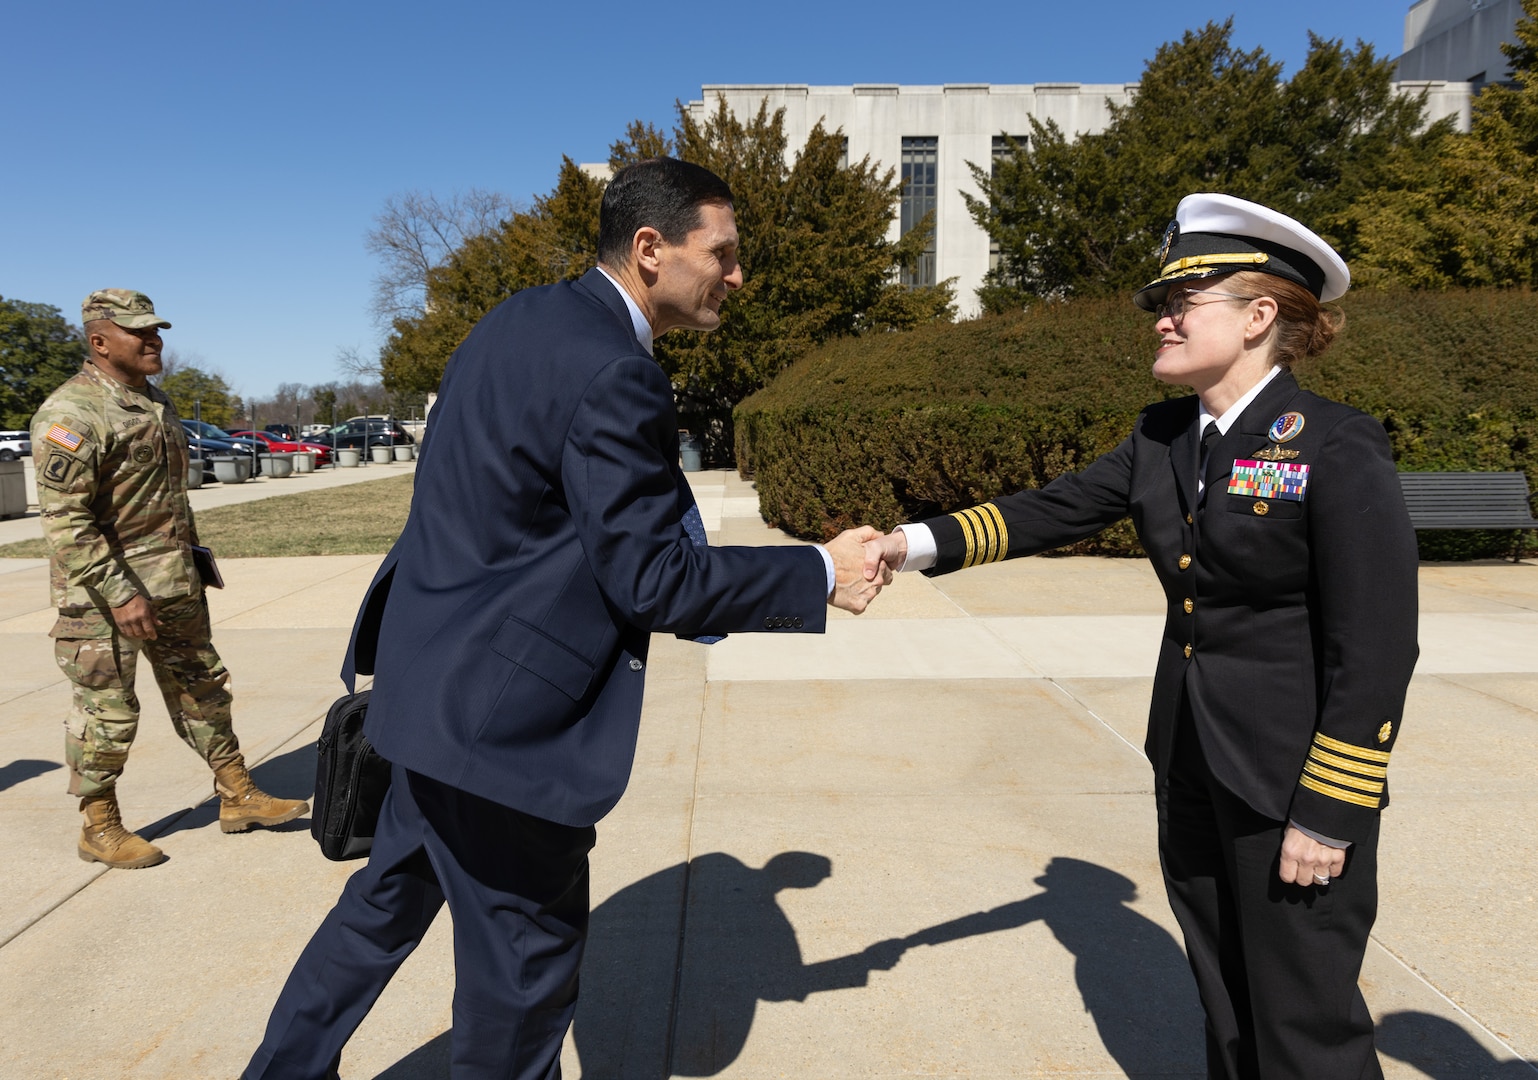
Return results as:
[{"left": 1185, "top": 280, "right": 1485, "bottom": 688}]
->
[
  {"left": 213, "top": 760, "right": 310, "bottom": 834},
  {"left": 78, "top": 793, "right": 166, "bottom": 869}
]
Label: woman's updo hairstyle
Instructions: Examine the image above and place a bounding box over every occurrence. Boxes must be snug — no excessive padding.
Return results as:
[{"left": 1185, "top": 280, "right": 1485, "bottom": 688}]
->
[{"left": 1222, "top": 270, "right": 1344, "bottom": 370}]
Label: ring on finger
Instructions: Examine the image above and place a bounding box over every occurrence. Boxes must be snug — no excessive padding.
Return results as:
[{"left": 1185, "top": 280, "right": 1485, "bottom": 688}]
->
[{"left": 1313, "top": 872, "right": 1330, "bottom": 885}]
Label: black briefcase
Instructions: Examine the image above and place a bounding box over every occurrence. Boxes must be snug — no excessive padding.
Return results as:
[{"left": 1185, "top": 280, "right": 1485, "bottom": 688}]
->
[{"left": 312, "top": 690, "right": 392, "bottom": 861}]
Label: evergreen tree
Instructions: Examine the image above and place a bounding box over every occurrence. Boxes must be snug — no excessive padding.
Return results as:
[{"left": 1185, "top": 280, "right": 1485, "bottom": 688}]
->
[
  {"left": 0, "top": 298, "right": 85, "bottom": 428},
  {"left": 1349, "top": 0, "right": 1538, "bottom": 288},
  {"left": 157, "top": 366, "right": 240, "bottom": 429},
  {"left": 968, "top": 21, "right": 1434, "bottom": 310}
]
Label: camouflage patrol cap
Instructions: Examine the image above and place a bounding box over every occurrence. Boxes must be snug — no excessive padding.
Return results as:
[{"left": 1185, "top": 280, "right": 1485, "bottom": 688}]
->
[{"left": 80, "top": 289, "right": 172, "bottom": 330}]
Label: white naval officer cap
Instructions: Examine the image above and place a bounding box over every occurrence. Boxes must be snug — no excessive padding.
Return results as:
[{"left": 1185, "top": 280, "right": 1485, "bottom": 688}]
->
[{"left": 1133, "top": 193, "right": 1350, "bottom": 312}]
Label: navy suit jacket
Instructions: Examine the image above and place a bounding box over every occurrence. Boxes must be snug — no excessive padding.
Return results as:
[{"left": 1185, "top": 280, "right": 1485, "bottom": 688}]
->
[
  {"left": 919, "top": 372, "right": 1419, "bottom": 841},
  {"left": 343, "top": 269, "right": 827, "bottom": 827}
]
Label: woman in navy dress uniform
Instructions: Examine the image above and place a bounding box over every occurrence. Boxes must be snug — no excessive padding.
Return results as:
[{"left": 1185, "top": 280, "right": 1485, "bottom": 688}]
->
[{"left": 867, "top": 193, "right": 1419, "bottom": 1079}]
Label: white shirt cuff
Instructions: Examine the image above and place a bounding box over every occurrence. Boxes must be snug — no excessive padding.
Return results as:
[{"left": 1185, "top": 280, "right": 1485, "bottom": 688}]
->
[
  {"left": 816, "top": 544, "right": 836, "bottom": 597},
  {"left": 894, "top": 523, "right": 937, "bottom": 572}
]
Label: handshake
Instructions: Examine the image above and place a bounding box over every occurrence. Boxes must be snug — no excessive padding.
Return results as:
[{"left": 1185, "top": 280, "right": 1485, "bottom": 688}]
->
[{"left": 824, "top": 526, "right": 912, "bottom": 614}]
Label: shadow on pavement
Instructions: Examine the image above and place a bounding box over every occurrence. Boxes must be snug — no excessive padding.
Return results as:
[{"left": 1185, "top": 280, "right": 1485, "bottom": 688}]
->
[
  {"left": 1378, "top": 1009, "right": 1538, "bottom": 1077},
  {"left": 383, "top": 852, "right": 1207, "bottom": 1078},
  {"left": 0, "top": 757, "right": 60, "bottom": 793}
]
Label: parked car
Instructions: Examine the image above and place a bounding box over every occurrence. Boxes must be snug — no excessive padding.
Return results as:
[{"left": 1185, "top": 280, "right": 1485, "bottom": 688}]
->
[
  {"left": 263, "top": 423, "right": 297, "bottom": 439},
  {"left": 229, "top": 429, "right": 333, "bottom": 467},
  {"left": 306, "top": 417, "right": 416, "bottom": 452},
  {"left": 0, "top": 431, "right": 31, "bottom": 461},
  {"left": 180, "top": 421, "right": 260, "bottom": 477}
]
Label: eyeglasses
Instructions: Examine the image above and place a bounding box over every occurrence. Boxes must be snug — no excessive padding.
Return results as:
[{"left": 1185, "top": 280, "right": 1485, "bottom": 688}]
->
[{"left": 1155, "top": 290, "right": 1254, "bottom": 323}]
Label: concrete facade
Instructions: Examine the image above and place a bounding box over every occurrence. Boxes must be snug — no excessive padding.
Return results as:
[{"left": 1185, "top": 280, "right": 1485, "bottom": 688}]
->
[
  {"left": 683, "top": 79, "right": 1474, "bottom": 317},
  {"left": 1398, "top": 0, "right": 1526, "bottom": 85}
]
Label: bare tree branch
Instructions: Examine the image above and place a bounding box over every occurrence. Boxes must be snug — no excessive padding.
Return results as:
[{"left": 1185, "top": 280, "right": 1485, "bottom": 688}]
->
[
  {"left": 336, "top": 344, "right": 382, "bottom": 380},
  {"left": 364, "top": 188, "right": 519, "bottom": 327}
]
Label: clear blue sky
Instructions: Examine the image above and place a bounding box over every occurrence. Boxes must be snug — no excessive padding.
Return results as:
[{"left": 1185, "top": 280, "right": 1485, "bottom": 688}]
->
[{"left": 1, "top": 0, "right": 1423, "bottom": 401}]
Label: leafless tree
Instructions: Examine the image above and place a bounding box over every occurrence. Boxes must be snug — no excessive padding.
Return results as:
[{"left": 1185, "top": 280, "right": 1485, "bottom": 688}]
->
[
  {"left": 365, "top": 188, "right": 519, "bottom": 327},
  {"left": 336, "top": 343, "right": 382, "bottom": 380}
]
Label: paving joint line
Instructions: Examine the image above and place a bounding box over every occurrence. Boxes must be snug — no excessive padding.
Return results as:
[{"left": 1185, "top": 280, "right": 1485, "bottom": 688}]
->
[{"left": 1366, "top": 934, "right": 1538, "bottom": 1070}]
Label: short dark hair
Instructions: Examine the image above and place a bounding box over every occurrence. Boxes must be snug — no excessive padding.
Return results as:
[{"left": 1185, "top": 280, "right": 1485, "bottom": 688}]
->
[{"left": 597, "top": 157, "right": 734, "bottom": 267}]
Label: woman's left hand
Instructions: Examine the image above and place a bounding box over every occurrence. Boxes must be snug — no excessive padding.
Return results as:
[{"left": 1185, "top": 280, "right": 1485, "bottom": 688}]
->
[{"left": 1278, "top": 825, "right": 1347, "bottom": 888}]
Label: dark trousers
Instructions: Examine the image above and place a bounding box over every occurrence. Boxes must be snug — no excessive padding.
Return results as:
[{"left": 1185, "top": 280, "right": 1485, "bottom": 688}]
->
[
  {"left": 245, "top": 763, "right": 596, "bottom": 1080},
  {"left": 1158, "top": 705, "right": 1382, "bottom": 1080}
]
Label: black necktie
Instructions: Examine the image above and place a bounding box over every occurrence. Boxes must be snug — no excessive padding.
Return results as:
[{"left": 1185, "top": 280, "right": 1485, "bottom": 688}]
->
[{"left": 1200, "top": 421, "right": 1221, "bottom": 493}]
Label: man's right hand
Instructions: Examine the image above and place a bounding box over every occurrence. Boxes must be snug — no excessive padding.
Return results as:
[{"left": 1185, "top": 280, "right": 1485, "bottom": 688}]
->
[{"left": 111, "top": 594, "right": 160, "bottom": 640}]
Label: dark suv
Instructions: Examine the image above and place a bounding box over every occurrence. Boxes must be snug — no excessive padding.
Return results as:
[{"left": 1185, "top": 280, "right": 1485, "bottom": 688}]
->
[{"left": 306, "top": 417, "right": 415, "bottom": 451}]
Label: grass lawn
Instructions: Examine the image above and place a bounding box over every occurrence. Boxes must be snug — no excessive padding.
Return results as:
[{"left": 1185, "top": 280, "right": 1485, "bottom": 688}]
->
[{"left": 0, "top": 474, "right": 415, "bottom": 559}]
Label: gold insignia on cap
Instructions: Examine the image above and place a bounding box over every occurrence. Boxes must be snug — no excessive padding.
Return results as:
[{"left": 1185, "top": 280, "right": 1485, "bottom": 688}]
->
[
  {"left": 1377, "top": 721, "right": 1393, "bottom": 744},
  {"left": 1157, "top": 252, "right": 1270, "bottom": 280},
  {"left": 1157, "top": 220, "right": 1178, "bottom": 265}
]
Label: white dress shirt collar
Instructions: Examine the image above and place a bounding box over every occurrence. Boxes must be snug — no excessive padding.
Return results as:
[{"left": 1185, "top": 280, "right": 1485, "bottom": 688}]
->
[
  {"left": 1199, "top": 363, "right": 1282, "bottom": 436},
  {"left": 596, "top": 266, "right": 654, "bottom": 357}
]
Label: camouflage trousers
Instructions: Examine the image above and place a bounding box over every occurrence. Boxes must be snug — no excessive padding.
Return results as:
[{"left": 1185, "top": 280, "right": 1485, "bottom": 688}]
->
[{"left": 53, "top": 592, "right": 241, "bottom": 798}]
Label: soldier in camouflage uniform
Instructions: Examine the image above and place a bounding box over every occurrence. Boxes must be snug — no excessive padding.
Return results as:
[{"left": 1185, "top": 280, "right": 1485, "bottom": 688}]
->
[{"left": 30, "top": 289, "right": 308, "bottom": 869}]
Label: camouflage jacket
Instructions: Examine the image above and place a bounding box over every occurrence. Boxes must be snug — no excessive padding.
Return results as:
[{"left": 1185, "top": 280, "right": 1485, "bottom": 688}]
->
[{"left": 31, "top": 363, "right": 200, "bottom": 619}]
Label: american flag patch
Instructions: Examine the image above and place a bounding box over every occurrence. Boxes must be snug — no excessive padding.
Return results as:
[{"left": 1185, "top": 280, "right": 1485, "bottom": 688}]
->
[
  {"left": 45, "top": 424, "right": 84, "bottom": 452},
  {"left": 1229, "top": 459, "right": 1309, "bottom": 502}
]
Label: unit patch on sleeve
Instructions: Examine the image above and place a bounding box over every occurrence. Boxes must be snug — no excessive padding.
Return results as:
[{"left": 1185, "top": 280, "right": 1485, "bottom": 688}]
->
[
  {"left": 37, "top": 450, "right": 85, "bottom": 491},
  {"left": 1228, "top": 460, "right": 1309, "bottom": 502}
]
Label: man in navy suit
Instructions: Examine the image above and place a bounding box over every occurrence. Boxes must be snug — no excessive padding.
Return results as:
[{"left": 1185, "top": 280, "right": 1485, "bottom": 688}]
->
[{"left": 245, "top": 158, "right": 888, "bottom": 1080}]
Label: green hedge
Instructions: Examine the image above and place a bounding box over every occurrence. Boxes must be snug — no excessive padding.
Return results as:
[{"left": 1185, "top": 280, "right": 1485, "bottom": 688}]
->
[{"left": 734, "top": 288, "right": 1538, "bottom": 560}]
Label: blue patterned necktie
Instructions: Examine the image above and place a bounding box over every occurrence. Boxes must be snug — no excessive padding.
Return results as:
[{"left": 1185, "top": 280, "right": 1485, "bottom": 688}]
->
[{"left": 682, "top": 503, "right": 725, "bottom": 644}]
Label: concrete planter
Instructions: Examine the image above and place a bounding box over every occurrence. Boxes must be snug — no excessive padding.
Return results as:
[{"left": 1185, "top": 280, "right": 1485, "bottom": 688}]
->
[
  {"left": 293, "top": 451, "right": 316, "bottom": 474},
  {"left": 0, "top": 459, "right": 26, "bottom": 519},
  {"left": 260, "top": 452, "right": 295, "bottom": 479},
  {"left": 337, "top": 449, "right": 361, "bottom": 468},
  {"left": 186, "top": 459, "right": 205, "bottom": 489},
  {"left": 393, "top": 445, "right": 413, "bottom": 462},
  {"left": 211, "top": 456, "right": 249, "bottom": 484},
  {"left": 370, "top": 445, "right": 393, "bottom": 464}
]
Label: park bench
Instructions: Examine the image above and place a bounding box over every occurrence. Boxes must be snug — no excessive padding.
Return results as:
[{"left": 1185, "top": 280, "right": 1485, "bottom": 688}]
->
[{"left": 1397, "top": 471, "right": 1538, "bottom": 561}]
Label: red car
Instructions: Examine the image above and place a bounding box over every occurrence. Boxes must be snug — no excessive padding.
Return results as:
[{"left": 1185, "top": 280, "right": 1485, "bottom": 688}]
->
[{"left": 229, "top": 430, "right": 334, "bottom": 467}]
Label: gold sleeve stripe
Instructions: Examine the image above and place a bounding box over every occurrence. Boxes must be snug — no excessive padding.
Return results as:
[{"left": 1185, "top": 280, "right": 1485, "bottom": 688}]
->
[
  {"left": 1312, "top": 732, "right": 1392, "bottom": 764},
  {"left": 1299, "top": 774, "right": 1382, "bottom": 809},
  {"left": 1307, "top": 747, "right": 1389, "bottom": 780},
  {"left": 952, "top": 509, "right": 981, "bottom": 568},
  {"left": 950, "top": 504, "right": 1008, "bottom": 569},
  {"left": 1159, "top": 252, "right": 1271, "bottom": 279},
  {"left": 1303, "top": 761, "right": 1385, "bottom": 795},
  {"left": 974, "top": 503, "right": 1006, "bottom": 565}
]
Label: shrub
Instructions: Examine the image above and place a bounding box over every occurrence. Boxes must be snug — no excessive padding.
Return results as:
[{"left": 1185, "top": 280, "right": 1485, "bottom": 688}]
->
[{"left": 734, "top": 288, "right": 1537, "bottom": 560}]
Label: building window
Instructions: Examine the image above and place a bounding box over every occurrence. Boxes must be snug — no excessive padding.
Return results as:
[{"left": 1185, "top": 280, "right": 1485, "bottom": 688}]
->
[
  {"left": 901, "top": 137, "right": 938, "bottom": 286},
  {"left": 989, "top": 135, "right": 1027, "bottom": 273}
]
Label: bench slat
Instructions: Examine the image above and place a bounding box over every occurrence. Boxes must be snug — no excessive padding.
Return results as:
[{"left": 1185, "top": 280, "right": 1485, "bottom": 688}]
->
[{"left": 1396, "top": 471, "right": 1538, "bottom": 531}]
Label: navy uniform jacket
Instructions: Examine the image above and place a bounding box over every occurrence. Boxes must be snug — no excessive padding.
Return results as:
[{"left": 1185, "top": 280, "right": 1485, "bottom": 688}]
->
[
  {"left": 343, "top": 269, "right": 827, "bottom": 827},
  {"left": 919, "top": 372, "right": 1419, "bottom": 841}
]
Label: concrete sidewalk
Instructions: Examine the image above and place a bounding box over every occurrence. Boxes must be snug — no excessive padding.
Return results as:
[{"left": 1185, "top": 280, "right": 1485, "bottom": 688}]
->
[{"left": 0, "top": 469, "right": 1534, "bottom": 1078}]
